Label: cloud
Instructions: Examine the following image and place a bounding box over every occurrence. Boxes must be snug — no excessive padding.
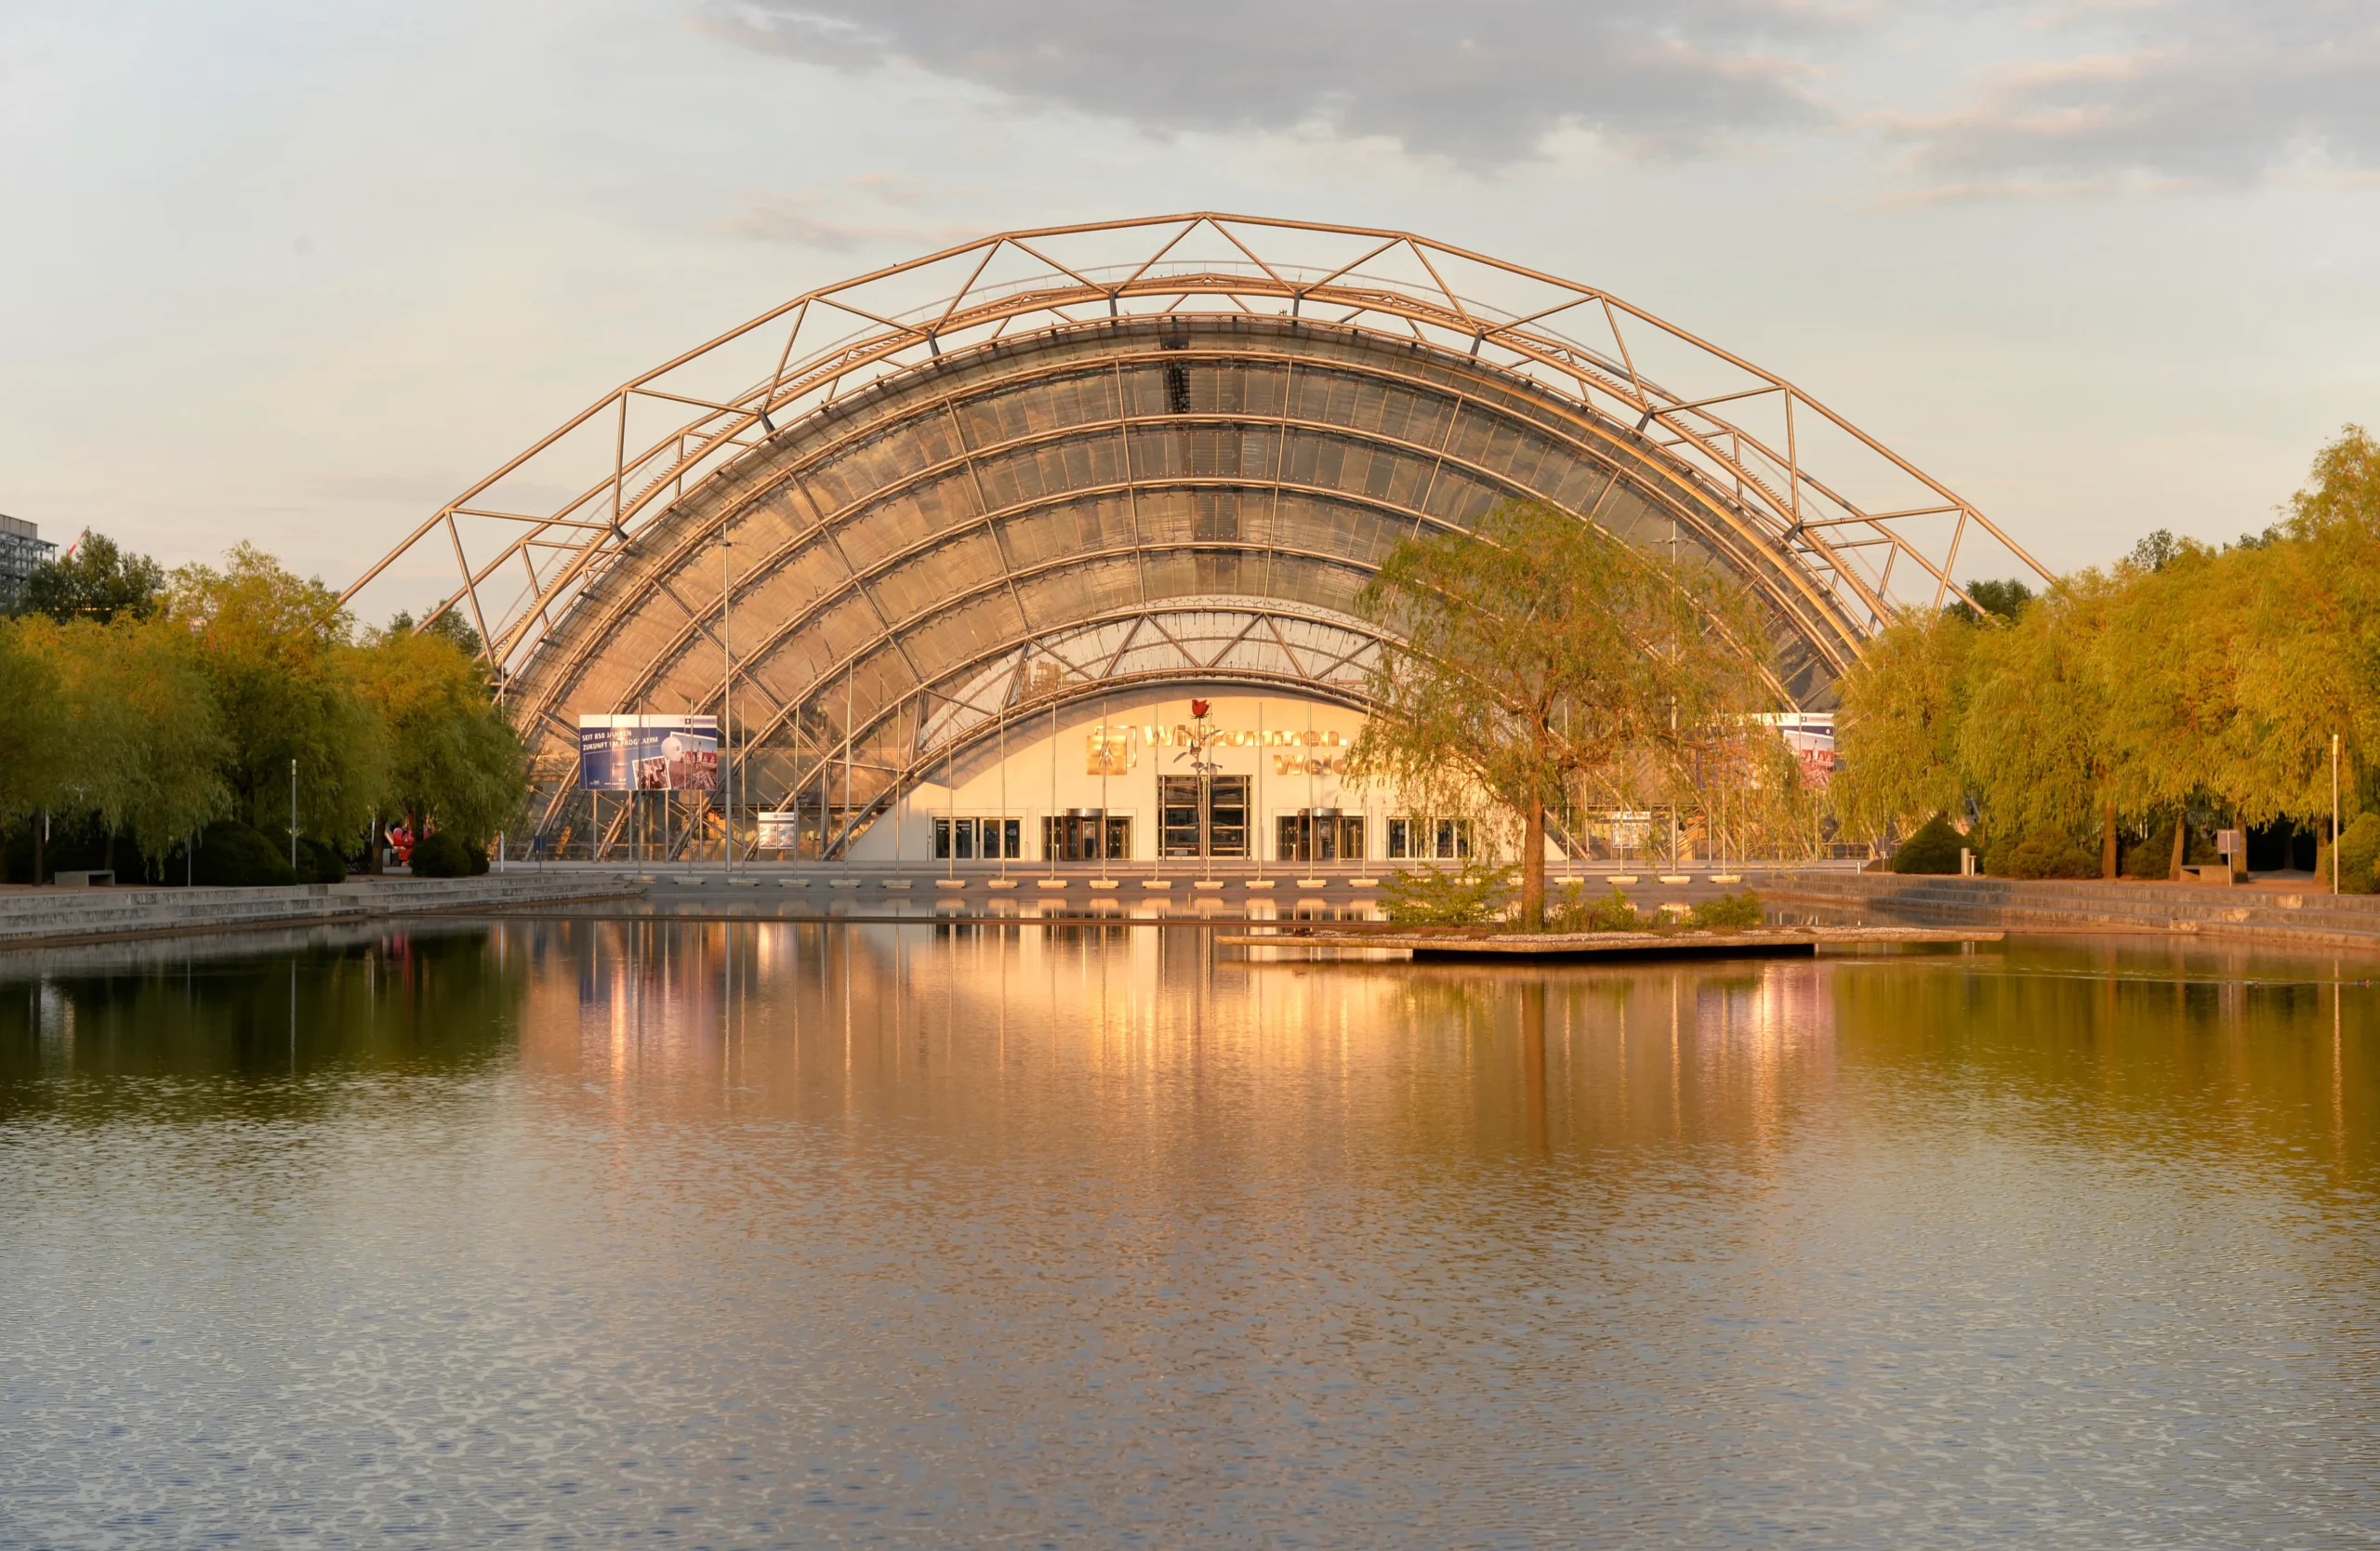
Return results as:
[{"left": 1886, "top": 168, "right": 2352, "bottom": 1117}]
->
[
  {"left": 720, "top": 191, "right": 980, "bottom": 250},
  {"left": 695, "top": 0, "right": 1854, "bottom": 166},
  {"left": 1877, "top": 3, "right": 2380, "bottom": 195}
]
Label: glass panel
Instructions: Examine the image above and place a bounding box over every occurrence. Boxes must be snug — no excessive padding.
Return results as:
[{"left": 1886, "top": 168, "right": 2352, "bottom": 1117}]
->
[
  {"left": 1041, "top": 812, "right": 1115, "bottom": 862},
  {"left": 954, "top": 818, "right": 975, "bottom": 860},
  {"left": 933, "top": 817, "right": 951, "bottom": 860},
  {"left": 1338, "top": 818, "right": 1365, "bottom": 862},
  {"left": 1160, "top": 776, "right": 1203, "bottom": 859},
  {"left": 1387, "top": 818, "right": 1409, "bottom": 860},
  {"left": 1000, "top": 818, "right": 1020, "bottom": 859},
  {"left": 1207, "top": 777, "right": 1249, "bottom": 858}
]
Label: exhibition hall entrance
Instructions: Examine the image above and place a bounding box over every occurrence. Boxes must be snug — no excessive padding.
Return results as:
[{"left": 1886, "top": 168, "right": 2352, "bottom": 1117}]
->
[
  {"left": 1276, "top": 809, "right": 1365, "bottom": 864},
  {"left": 1042, "top": 810, "right": 1131, "bottom": 863},
  {"left": 1158, "top": 776, "right": 1250, "bottom": 859}
]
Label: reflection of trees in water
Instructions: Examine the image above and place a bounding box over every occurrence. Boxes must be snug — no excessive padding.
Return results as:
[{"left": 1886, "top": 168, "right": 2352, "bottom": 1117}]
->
[
  {"left": 0, "top": 927, "right": 524, "bottom": 1122},
  {"left": 1829, "top": 942, "right": 2378, "bottom": 1184}
]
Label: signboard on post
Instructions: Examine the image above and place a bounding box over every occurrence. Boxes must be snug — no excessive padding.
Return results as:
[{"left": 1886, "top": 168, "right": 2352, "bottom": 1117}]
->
[
  {"left": 756, "top": 811, "right": 802, "bottom": 850},
  {"left": 578, "top": 715, "right": 720, "bottom": 791}
]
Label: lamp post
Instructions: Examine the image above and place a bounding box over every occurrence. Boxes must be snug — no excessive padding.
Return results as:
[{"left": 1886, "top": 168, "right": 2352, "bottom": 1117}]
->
[
  {"left": 2333, "top": 732, "right": 2341, "bottom": 895},
  {"left": 721, "top": 533, "right": 734, "bottom": 877},
  {"left": 289, "top": 758, "right": 298, "bottom": 870}
]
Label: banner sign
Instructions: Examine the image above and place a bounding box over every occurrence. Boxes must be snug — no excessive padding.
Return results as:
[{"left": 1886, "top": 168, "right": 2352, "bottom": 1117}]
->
[
  {"left": 756, "top": 811, "right": 803, "bottom": 849},
  {"left": 578, "top": 714, "right": 720, "bottom": 791},
  {"left": 1767, "top": 713, "right": 1837, "bottom": 789}
]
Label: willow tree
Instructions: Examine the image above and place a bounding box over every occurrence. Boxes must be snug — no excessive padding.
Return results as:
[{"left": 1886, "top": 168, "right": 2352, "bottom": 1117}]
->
[
  {"left": 170, "top": 544, "right": 390, "bottom": 844},
  {"left": 0, "top": 623, "right": 69, "bottom": 874},
  {"left": 1352, "top": 497, "right": 1776, "bottom": 931},
  {"left": 351, "top": 622, "right": 530, "bottom": 847},
  {"left": 1831, "top": 607, "right": 1977, "bottom": 851},
  {"left": 1958, "top": 575, "right": 2118, "bottom": 874},
  {"left": 10, "top": 616, "right": 230, "bottom": 872}
]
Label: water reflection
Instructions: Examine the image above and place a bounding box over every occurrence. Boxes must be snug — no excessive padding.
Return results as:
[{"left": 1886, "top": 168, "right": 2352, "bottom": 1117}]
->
[{"left": 1, "top": 926, "right": 2374, "bottom": 1546}]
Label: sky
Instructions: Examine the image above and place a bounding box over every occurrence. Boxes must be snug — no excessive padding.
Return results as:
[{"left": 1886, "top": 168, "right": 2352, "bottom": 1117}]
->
[{"left": 3, "top": 0, "right": 2376, "bottom": 613}]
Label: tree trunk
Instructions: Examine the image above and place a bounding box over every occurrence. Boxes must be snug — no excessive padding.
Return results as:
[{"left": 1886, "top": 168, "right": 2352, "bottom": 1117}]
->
[
  {"left": 2168, "top": 809, "right": 2187, "bottom": 881},
  {"left": 2101, "top": 799, "right": 2117, "bottom": 881},
  {"left": 1522, "top": 792, "right": 1546, "bottom": 932}
]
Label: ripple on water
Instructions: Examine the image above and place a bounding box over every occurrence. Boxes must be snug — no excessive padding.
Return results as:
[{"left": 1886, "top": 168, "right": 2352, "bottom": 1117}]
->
[{"left": 0, "top": 924, "right": 2375, "bottom": 1547}]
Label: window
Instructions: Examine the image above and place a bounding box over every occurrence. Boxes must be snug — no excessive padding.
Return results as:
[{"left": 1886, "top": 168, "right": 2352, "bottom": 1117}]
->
[
  {"left": 934, "top": 817, "right": 1023, "bottom": 859},
  {"left": 1389, "top": 816, "right": 1471, "bottom": 860},
  {"left": 1275, "top": 814, "right": 1365, "bottom": 864}
]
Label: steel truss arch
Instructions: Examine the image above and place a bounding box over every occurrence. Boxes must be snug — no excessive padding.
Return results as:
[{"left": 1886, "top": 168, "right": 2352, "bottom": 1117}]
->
[
  {"left": 341, "top": 214, "right": 2048, "bottom": 858},
  {"left": 564, "top": 338, "right": 1841, "bottom": 738}
]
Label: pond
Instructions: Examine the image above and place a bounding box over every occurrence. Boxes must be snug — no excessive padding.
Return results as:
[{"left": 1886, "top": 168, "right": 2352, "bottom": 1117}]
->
[{"left": 3, "top": 923, "right": 2375, "bottom": 1547}]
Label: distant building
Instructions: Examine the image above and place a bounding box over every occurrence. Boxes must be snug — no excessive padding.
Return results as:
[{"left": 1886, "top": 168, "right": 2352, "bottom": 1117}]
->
[{"left": 0, "top": 515, "right": 56, "bottom": 612}]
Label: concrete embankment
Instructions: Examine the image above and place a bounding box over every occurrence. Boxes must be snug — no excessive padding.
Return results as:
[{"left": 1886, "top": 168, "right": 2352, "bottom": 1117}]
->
[
  {"left": 0, "top": 873, "right": 645, "bottom": 952},
  {"left": 1765, "top": 871, "right": 2380, "bottom": 952}
]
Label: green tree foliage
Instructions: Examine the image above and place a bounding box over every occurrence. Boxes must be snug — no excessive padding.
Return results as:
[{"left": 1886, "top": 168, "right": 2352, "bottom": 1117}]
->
[
  {"left": 1961, "top": 575, "right": 2114, "bottom": 858},
  {"left": 1950, "top": 577, "right": 2034, "bottom": 623},
  {"left": 16, "top": 531, "right": 165, "bottom": 624},
  {"left": 352, "top": 623, "right": 527, "bottom": 845},
  {"left": 1354, "top": 497, "right": 1776, "bottom": 930},
  {"left": 170, "top": 544, "right": 390, "bottom": 844},
  {"left": 1833, "top": 612, "right": 1975, "bottom": 848},
  {"left": 3, "top": 540, "right": 529, "bottom": 887},
  {"left": 0, "top": 623, "right": 69, "bottom": 825},
  {"left": 1835, "top": 428, "right": 2380, "bottom": 877},
  {"left": 8, "top": 616, "right": 231, "bottom": 870}
]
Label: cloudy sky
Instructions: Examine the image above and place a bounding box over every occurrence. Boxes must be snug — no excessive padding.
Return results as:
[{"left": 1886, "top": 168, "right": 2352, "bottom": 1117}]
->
[{"left": 3, "top": 0, "right": 2375, "bottom": 606}]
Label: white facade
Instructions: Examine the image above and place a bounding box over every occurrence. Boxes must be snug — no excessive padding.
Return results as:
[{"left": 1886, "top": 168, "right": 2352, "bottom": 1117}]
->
[{"left": 847, "top": 689, "right": 1394, "bottom": 865}]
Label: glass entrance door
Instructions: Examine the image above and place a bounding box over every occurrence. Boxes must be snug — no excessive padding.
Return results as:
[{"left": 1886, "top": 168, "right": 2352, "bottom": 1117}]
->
[
  {"left": 1276, "top": 812, "right": 1365, "bottom": 863},
  {"left": 1042, "top": 811, "right": 1131, "bottom": 862},
  {"left": 1158, "top": 776, "right": 1250, "bottom": 858}
]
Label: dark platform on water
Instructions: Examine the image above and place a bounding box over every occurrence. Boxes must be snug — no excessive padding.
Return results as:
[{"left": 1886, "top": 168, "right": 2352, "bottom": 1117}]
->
[{"left": 1216, "top": 926, "right": 2004, "bottom": 961}]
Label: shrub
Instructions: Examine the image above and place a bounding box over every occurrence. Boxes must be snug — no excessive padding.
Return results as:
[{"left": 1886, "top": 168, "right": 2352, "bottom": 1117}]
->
[
  {"left": 1891, "top": 813, "right": 1969, "bottom": 875},
  {"left": 189, "top": 819, "right": 298, "bottom": 887},
  {"left": 2125, "top": 816, "right": 2217, "bottom": 878},
  {"left": 1690, "top": 891, "right": 1764, "bottom": 929},
  {"left": 408, "top": 829, "right": 485, "bottom": 878},
  {"left": 1546, "top": 882, "right": 1649, "bottom": 933},
  {"left": 295, "top": 837, "right": 347, "bottom": 884},
  {"left": 1380, "top": 861, "right": 1513, "bottom": 925},
  {"left": 2329, "top": 813, "right": 2380, "bottom": 894},
  {"left": 1986, "top": 828, "right": 2099, "bottom": 880}
]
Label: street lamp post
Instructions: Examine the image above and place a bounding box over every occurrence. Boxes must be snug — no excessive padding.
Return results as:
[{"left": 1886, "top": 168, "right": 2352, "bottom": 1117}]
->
[
  {"left": 721, "top": 534, "right": 734, "bottom": 878},
  {"left": 289, "top": 758, "right": 298, "bottom": 870}
]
